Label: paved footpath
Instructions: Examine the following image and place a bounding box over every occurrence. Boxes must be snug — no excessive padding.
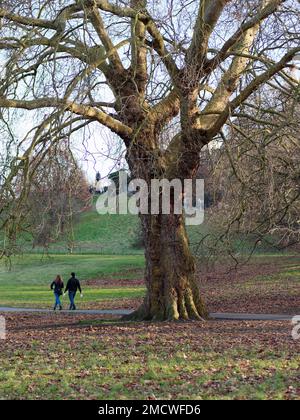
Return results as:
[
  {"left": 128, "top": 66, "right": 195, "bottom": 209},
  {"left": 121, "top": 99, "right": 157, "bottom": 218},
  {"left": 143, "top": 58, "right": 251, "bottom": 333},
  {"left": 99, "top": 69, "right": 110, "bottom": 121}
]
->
[{"left": 0, "top": 307, "right": 296, "bottom": 321}]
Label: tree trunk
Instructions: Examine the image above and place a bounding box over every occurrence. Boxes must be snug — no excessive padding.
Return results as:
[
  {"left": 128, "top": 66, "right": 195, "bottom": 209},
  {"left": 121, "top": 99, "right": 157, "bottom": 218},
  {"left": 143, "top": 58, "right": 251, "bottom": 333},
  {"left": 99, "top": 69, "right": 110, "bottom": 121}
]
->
[
  {"left": 126, "top": 212, "right": 208, "bottom": 321},
  {"left": 125, "top": 126, "right": 207, "bottom": 321}
]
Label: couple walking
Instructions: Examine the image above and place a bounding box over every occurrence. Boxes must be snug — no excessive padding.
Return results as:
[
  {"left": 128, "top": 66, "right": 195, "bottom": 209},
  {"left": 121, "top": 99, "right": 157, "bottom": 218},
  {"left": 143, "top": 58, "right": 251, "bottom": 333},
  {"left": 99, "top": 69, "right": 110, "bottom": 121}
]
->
[{"left": 50, "top": 272, "right": 83, "bottom": 311}]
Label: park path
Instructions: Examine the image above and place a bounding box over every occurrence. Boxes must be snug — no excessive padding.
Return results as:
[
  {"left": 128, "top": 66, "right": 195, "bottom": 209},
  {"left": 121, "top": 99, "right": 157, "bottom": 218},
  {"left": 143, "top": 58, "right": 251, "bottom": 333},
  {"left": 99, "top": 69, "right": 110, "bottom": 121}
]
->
[{"left": 0, "top": 307, "right": 295, "bottom": 321}]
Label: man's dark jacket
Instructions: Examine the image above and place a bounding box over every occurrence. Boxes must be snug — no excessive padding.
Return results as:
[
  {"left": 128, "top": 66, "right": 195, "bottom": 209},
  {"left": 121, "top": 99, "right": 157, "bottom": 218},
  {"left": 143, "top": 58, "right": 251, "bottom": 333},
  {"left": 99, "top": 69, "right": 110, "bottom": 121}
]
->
[{"left": 65, "top": 277, "right": 82, "bottom": 293}]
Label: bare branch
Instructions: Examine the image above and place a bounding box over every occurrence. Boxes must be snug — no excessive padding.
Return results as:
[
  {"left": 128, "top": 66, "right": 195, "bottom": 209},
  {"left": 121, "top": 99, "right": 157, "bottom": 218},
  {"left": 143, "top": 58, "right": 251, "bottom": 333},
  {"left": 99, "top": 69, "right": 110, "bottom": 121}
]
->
[
  {"left": 205, "top": 0, "right": 286, "bottom": 73},
  {"left": 0, "top": 97, "right": 132, "bottom": 138},
  {"left": 187, "top": 0, "right": 232, "bottom": 68}
]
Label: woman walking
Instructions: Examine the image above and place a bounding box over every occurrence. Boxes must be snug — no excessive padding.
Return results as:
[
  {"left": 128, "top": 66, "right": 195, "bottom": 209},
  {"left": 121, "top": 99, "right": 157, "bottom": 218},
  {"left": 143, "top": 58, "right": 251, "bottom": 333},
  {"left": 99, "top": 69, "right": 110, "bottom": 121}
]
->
[{"left": 50, "top": 275, "right": 64, "bottom": 310}]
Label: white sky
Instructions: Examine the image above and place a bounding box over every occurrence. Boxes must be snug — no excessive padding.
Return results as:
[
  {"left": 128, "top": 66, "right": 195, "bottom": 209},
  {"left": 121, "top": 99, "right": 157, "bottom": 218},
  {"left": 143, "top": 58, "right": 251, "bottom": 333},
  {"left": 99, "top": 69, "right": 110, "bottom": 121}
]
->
[
  {"left": 71, "top": 124, "right": 127, "bottom": 185},
  {"left": 10, "top": 112, "right": 126, "bottom": 185}
]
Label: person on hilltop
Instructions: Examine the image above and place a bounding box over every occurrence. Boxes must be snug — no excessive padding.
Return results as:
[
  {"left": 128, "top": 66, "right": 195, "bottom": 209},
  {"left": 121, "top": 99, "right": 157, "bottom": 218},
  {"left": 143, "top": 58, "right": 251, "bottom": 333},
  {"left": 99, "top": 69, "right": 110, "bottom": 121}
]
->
[
  {"left": 64, "top": 272, "right": 83, "bottom": 310},
  {"left": 50, "top": 275, "right": 64, "bottom": 311}
]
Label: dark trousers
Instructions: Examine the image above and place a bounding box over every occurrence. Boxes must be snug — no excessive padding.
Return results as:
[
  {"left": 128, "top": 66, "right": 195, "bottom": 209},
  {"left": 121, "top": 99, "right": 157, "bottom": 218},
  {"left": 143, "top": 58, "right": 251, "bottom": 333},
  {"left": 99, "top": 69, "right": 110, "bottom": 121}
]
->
[{"left": 68, "top": 291, "right": 77, "bottom": 310}]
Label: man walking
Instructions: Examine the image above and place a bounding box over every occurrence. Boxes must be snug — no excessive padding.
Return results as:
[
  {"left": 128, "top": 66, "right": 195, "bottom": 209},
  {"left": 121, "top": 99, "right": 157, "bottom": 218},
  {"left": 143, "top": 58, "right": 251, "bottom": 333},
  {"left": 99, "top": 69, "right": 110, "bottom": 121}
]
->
[{"left": 64, "top": 272, "right": 82, "bottom": 310}]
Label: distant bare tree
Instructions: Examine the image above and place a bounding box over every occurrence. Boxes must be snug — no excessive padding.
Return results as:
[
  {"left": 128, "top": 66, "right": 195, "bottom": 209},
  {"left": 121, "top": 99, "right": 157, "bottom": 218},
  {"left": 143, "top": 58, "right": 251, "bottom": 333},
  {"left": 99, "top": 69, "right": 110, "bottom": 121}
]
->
[
  {"left": 1, "top": 140, "right": 90, "bottom": 254},
  {"left": 207, "top": 94, "right": 300, "bottom": 252},
  {"left": 26, "top": 141, "right": 91, "bottom": 251}
]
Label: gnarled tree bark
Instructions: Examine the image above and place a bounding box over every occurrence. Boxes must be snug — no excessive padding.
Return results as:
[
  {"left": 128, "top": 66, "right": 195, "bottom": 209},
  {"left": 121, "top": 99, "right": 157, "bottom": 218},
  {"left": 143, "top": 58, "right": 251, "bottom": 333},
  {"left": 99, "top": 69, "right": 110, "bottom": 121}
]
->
[
  {"left": 128, "top": 212, "right": 208, "bottom": 321},
  {"left": 124, "top": 127, "right": 208, "bottom": 321}
]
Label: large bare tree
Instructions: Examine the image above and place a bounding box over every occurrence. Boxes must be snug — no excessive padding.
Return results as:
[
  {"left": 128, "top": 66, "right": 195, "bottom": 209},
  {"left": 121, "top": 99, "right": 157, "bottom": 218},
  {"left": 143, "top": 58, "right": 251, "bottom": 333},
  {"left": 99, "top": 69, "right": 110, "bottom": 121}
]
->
[{"left": 0, "top": 0, "right": 299, "bottom": 320}]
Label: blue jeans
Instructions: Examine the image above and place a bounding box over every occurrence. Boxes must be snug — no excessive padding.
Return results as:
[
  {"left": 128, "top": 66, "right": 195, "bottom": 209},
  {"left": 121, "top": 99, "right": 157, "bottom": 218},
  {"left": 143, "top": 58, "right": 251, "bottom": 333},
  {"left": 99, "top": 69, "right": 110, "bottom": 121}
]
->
[
  {"left": 69, "top": 291, "right": 76, "bottom": 310},
  {"left": 54, "top": 292, "right": 62, "bottom": 308}
]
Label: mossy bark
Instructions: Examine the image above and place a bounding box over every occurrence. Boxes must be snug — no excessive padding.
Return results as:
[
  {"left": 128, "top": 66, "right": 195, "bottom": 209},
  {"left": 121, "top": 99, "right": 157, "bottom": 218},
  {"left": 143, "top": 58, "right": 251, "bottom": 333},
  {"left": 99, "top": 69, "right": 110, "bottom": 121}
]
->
[{"left": 126, "top": 212, "right": 208, "bottom": 321}]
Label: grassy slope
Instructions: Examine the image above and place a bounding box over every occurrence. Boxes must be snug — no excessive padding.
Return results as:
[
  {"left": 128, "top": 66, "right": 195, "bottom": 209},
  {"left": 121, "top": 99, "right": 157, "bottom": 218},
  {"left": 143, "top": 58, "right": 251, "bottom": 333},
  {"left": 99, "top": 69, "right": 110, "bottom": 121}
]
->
[
  {"left": 71, "top": 212, "right": 141, "bottom": 254},
  {"left": 26, "top": 203, "right": 142, "bottom": 255},
  {"left": 21, "top": 198, "right": 285, "bottom": 255}
]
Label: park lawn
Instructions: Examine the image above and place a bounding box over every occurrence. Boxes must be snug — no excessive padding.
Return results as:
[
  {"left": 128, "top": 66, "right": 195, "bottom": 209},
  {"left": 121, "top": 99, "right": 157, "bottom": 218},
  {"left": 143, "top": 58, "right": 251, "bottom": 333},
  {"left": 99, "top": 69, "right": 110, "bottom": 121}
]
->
[
  {"left": 70, "top": 212, "right": 142, "bottom": 254},
  {"left": 0, "top": 315, "right": 299, "bottom": 400},
  {"left": 0, "top": 285, "right": 145, "bottom": 308},
  {"left": 0, "top": 254, "right": 299, "bottom": 400},
  {"left": 0, "top": 254, "right": 145, "bottom": 285},
  {"left": 0, "top": 253, "right": 299, "bottom": 312},
  {"left": 0, "top": 254, "right": 145, "bottom": 308}
]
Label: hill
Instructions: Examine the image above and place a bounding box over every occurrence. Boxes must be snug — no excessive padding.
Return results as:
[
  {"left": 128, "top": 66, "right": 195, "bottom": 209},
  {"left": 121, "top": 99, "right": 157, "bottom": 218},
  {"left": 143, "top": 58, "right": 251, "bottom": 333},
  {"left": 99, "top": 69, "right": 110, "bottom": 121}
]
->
[
  {"left": 25, "top": 204, "right": 142, "bottom": 255},
  {"left": 22, "top": 199, "right": 287, "bottom": 256}
]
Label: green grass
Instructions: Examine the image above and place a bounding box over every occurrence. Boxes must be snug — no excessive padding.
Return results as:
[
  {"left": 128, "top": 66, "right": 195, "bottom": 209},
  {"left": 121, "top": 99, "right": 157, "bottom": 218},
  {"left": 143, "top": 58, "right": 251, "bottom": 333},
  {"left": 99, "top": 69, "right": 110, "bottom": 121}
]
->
[
  {"left": 1, "top": 322, "right": 299, "bottom": 400},
  {"left": 0, "top": 285, "right": 145, "bottom": 308},
  {"left": 0, "top": 254, "right": 144, "bottom": 285},
  {"left": 26, "top": 210, "right": 143, "bottom": 255},
  {"left": 0, "top": 254, "right": 145, "bottom": 307},
  {"left": 71, "top": 211, "right": 141, "bottom": 254},
  {"left": 0, "top": 252, "right": 297, "bottom": 309}
]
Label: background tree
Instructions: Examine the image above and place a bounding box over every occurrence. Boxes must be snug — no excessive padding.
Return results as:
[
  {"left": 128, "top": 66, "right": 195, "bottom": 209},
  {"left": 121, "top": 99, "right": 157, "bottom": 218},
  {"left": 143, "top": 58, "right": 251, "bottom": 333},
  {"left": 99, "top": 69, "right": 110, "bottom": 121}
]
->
[
  {"left": 0, "top": 139, "right": 90, "bottom": 255},
  {"left": 0, "top": 0, "right": 299, "bottom": 320},
  {"left": 25, "top": 141, "right": 91, "bottom": 251},
  {"left": 206, "top": 93, "right": 300, "bottom": 253}
]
